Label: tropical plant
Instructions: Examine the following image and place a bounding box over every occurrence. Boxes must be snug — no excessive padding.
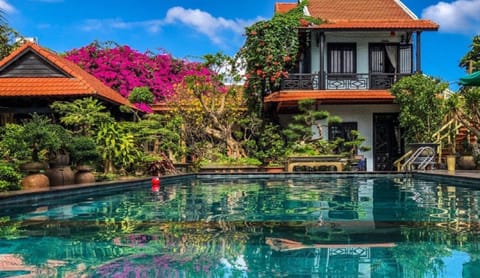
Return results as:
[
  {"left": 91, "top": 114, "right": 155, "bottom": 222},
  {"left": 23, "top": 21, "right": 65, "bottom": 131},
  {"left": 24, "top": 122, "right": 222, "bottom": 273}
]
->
[
  {"left": 50, "top": 97, "right": 114, "bottom": 136},
  {"left": 459, "top": 35, "right": 480, "bottom": 73},
  {"left": 0, "top": 19, "right": 22, "bottom": 60},
  {"left": 238, "top": 0, "right": 322, "bottom": 114},
  {"left": 96, "top": 122, "right": 142, "bottom": 174},
  {"left": 390, "top": 73, "right": 449, "bottom": 144},
  {"left": 449, "top": 35, "right": 480, "bottom": 139}
]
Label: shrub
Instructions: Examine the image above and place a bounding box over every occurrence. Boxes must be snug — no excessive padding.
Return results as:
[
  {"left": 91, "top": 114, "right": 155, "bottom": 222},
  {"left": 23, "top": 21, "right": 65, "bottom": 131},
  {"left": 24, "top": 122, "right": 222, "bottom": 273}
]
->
[{"left": 0, "top": 163, "right": 21, "bottom": 191}]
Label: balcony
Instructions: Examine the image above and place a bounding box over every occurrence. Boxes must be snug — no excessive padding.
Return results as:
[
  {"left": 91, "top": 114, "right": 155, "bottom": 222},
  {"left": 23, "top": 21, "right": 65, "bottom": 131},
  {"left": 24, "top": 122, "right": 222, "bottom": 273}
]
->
[{"left": 280, "top": 73, "right": 411, "bottom": 91}]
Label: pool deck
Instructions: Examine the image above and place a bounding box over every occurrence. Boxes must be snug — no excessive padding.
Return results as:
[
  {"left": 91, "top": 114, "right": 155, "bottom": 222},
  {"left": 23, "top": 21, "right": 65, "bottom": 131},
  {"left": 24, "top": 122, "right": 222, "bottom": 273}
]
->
[{"left": 422, "top": 169, "right": 480, "bottom": 179}]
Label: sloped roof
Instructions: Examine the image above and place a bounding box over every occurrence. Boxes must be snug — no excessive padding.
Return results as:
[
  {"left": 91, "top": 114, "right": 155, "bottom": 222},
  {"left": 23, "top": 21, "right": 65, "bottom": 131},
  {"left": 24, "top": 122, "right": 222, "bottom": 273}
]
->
[
  {"left": 264, "top": 90, "right": 395, "bottom": 107},
  {"left": 275, "top": 0, "right": 438, "bottom": 31},
  {"left": 0, "top": 41, "right": 133, "bottom": 107}
]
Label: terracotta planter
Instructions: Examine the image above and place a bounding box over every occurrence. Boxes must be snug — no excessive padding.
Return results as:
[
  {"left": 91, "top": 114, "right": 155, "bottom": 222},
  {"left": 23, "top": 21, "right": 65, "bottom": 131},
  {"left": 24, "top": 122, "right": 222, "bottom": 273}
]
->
[
  {"left": 21, "top": 173, "right": 49, "bottom": 190},
  {"left": 75, "top": 166, "right": 95, "bottom": 184},
  {"left": 45, "top": 166, "right": 74, "bottom": 186},
  {"left": 458, "top": 155, "right": 476, "bottom": 170},
  {"left": 263, "top": 166, "right": 285, "bottom": 173}
]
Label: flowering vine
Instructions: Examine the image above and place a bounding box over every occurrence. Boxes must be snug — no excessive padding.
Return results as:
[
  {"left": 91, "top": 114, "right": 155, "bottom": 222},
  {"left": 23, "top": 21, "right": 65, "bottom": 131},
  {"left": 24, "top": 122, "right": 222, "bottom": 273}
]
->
[
  {"left": 237, "top": 0, "right": 322, "bottom": 114},
  {"left": 64, "top": 41, "right": 210, "bottom": 104}
]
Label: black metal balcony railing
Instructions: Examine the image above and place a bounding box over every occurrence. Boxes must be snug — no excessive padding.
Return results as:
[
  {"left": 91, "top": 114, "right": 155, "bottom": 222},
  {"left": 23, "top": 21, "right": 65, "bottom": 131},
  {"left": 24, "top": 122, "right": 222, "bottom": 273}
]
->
[{"left": 280, "top": 73, "right": 411, "bottom": 91}]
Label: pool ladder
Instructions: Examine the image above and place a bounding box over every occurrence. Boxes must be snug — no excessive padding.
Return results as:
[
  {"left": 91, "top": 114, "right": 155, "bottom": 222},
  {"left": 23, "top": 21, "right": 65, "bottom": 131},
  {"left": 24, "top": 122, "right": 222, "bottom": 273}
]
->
[{"left": 401, "top": 146, "right": 436, "bottom": 171}]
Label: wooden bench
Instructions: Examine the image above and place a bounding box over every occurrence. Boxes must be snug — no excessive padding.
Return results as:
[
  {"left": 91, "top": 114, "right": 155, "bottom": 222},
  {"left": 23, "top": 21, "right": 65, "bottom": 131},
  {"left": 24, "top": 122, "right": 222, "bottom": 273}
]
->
[{"left": 286, "top": 156, "right": 348, "bottom": 172}]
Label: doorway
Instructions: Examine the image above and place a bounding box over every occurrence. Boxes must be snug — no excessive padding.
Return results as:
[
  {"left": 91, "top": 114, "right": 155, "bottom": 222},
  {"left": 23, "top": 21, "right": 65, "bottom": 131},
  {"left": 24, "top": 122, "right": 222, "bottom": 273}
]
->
[{"left": 373, "top": 113, "right": 403, "bottom": 171}]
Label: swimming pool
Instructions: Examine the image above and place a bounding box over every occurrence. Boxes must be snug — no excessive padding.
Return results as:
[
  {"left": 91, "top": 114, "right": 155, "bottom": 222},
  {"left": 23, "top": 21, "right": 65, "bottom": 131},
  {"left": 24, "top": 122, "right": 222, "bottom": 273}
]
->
[{"left": 0, "top": 173, "right": 479, "bottom": 277}]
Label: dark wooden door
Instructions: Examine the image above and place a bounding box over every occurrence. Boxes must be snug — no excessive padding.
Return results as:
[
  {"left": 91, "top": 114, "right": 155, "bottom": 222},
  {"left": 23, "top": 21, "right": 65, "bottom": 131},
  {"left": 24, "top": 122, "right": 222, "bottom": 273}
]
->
[{"left": 373, "top": 113, "right": 403, "bottom": 171}]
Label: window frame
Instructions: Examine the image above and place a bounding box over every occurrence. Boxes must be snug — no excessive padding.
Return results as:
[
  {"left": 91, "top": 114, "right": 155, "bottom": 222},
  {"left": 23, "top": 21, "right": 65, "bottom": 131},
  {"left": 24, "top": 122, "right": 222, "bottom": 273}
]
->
[{"left": 327, "top": 43, "right": 357, "bottom": 74}]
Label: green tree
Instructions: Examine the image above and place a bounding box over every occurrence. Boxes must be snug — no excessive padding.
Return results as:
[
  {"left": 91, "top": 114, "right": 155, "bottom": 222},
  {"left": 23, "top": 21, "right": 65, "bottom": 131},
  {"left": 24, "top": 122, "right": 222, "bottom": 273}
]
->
[
  {"left": 50, "top": 97, "right": 114, "bottom": 136},
  {"left": 391, "top": 73, "right": 449, "bottom": 144},
  {"left": 168, "top": 53, "right": 249, "bottom": 160},
  {"left": 459, "top": 35, "right": 480, "bottom": 73},
  {"left": 450, "top": 35, "right": 480, "bottom": 139},
  {"left": 0, "top": 12, "right": 22, "bottom": 60}
]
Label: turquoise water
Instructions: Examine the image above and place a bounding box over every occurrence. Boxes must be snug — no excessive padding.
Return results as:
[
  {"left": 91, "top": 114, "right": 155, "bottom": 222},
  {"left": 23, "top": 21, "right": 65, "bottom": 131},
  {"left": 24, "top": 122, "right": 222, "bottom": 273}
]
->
[{"left": 0, "top": 176, "right": 479, "bottom": 277}]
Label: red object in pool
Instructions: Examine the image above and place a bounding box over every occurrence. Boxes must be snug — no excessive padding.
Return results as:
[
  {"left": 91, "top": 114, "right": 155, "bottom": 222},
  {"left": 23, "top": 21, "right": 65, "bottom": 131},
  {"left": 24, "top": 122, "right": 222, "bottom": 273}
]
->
[{"left": 151, "top": 177, "right": 160, "bottom": 192}]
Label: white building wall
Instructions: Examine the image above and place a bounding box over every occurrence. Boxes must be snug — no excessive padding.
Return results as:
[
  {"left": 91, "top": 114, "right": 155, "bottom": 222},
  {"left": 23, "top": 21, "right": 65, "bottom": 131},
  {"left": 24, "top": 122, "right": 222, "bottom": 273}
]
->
[{"left": 278, "top": 104, "right": 400, "bottom": 171}]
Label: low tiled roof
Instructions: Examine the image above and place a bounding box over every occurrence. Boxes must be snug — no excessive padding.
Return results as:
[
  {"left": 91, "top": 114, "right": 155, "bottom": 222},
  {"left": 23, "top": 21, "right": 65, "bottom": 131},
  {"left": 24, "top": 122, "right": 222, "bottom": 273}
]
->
[
  {"left": 274, "top": 2, "right": 298, "bottom": 14},
  {"left": 275, "top": 0, "right": 439, "bottom": 31},
  {"left": 0, "top": 41, "right": 133, "bottom": 107},
  {"left": 264, "top": 90, "right": 395, "bottom": 104}
]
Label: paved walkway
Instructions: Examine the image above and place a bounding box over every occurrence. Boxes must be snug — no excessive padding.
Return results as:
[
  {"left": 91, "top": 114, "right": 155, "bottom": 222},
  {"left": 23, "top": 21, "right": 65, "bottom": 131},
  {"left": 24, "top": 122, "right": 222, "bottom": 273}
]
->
[{"left": 426, "top": 169, "right": 480, "bottom": 180}]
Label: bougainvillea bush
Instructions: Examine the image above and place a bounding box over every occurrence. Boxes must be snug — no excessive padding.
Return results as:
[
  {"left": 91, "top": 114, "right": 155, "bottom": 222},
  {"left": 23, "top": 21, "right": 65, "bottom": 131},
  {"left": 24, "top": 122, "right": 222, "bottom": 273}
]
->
[{"left": 64, "top": 41, "right": 213, "bottom": 105}]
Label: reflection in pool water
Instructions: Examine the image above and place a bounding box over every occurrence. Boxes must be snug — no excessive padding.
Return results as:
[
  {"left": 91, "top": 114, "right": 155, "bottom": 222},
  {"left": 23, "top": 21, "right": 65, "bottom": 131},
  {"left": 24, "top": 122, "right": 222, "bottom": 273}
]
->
[{"left": 0, "top": 176, "right": 479, "bottom": 277}]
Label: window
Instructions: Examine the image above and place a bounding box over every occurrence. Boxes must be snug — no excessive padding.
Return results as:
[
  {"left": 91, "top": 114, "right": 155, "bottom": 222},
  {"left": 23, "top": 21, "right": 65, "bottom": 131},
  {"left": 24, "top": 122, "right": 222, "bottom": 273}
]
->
[{"left": 327, "top": 43, "right": 356, "bottom": 73}]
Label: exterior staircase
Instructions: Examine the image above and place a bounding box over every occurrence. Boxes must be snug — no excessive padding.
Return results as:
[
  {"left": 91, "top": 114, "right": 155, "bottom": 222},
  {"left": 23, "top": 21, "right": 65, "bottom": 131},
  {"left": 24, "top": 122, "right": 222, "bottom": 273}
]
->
[{"left": 394, "top": 117, "right": 477, "bottom": 171}]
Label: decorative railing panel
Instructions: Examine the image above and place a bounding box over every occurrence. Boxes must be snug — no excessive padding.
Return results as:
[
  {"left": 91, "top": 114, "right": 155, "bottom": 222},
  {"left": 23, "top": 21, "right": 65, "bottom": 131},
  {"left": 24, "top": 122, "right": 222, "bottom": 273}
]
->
[
  {"left": 280, "top": 73, "right": 411, "bottom": 90},
  {"left": 281, "top": 73, "right": 320, "bottom": 90},
  {"left": 326, "top": 74, "right": 368, "bottom": 90}
]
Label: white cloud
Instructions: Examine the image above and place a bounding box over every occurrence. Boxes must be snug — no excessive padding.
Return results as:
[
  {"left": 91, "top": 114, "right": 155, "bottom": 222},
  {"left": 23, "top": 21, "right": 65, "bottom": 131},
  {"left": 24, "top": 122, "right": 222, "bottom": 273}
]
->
[
  {"left": 78, "top": 6, "right": 259, "bottom": 47},
  {"left": 0, "top": 0, "right": 16, "bottom": 13},
  {"left": 422, "top": 0, "right": 480, "bottom": 34},
  {"left": 164, "top": 6, "right": 248, "bottom": 45}
]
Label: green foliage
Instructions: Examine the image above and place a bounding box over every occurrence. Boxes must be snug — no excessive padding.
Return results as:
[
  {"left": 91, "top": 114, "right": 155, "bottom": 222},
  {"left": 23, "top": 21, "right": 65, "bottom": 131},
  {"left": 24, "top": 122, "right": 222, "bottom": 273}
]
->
[
  {"left": 459, "top": 35, "right": 480, "bottom": 73},
  {"left": 0, "top": 124, "right": 29, "bottom": 162},
  {"left": 0, "top": 162, "right": 21, "bottom": 191},
  {"left": 50, "top": 97, "right": 114, "bottom": 136},
  {"left": 283, "top": 99, "right": 339, "bottom": 155},
  {"left": 0, "top": 24, "right": 22, "bottom": 60},
  {"left": 0, "top": 216, "right": 22, "bottom": 239},
  {"left": 122, "top": 114, "right": 185, "bottom": 161},
  {"left": 250, "top": 122, "right": 286, "bottom": 165},
  {"left": 390, "top": 73, "right": 449, "bottom": 144},
  {"left": 334, "top": 130, "right": 371, "bottom": 158},
  {"left": 0, "top": 114, "right": 70, "bottom": 162},
  {"left": 128, "top": 86, "right": 155, "bottom": 104},
  {"left": 69, "top": 136, "right": 100, "bottom": 166},
  {"left": 96, "top": 122, "right": 142, "bottom": 174},
  {"left": 238, "top": 0, "right": 323, "bottom": 114}
]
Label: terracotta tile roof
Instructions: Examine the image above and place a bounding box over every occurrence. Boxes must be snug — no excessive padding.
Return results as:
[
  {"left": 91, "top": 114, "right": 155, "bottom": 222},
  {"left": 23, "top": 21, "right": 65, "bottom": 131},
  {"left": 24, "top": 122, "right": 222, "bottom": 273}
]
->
[
  {"left": 0, "top": 41, "right": 133, "bottom": 107},
  {"left": 275, "top": 0, "right": 439, "bottom": 30},
  {"left": 274, "top": 2, "right": 297, "bottom": 13},
  {"left": 264, "top": 90, "right": 395, "bottom": 103}
]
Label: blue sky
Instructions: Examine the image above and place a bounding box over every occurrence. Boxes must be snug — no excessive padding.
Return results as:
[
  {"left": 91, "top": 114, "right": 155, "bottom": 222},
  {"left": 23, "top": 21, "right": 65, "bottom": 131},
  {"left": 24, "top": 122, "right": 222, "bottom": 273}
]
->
[{"left": 2, "top": 0, "right": 479, "bottom": 91}]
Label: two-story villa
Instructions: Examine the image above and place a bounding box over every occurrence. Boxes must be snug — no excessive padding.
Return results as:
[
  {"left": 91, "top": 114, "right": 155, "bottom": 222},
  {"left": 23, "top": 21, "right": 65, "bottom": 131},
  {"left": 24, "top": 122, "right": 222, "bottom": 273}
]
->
[{"left": 265, "top": 0, "right": 438, "bottom": 171}]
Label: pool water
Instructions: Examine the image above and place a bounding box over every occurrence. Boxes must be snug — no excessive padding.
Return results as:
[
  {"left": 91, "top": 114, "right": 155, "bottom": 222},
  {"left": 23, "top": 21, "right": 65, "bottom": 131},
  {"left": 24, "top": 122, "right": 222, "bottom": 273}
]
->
[{"left": 0, "top": 175, "right": 480, "bottom": 277}]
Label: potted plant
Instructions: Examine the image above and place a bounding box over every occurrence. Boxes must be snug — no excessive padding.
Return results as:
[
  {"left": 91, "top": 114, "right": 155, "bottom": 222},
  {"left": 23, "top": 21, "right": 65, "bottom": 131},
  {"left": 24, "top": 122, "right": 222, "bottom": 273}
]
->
[
  {"left": 458, "top": 136, "right": 477, "bottom": 170},
  {"left": 69, "top": 136, "right": 100, "bottom": 184},
  {"left": 0, "top": 114, "right": 69, "bottom": 188}
]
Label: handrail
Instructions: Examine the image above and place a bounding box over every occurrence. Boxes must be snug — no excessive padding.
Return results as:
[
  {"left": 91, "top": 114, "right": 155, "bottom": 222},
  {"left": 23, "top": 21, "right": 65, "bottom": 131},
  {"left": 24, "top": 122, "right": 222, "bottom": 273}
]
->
[
  {"left": 401, "top": 146, "right": 435, "bottom": 171},
  {"left": 394, "top": 150, "right": 413, "bottom": 171},
  {"left": 396, "top": 113, "right": 461, "bottom": 171}
]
